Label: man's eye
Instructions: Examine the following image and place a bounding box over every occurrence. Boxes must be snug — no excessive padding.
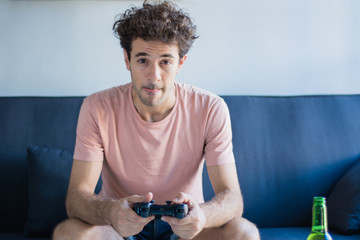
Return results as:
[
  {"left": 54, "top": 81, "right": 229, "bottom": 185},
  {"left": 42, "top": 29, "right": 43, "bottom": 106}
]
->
[
  {"left": 138, "top": 59, "right": 147, "bottom": 64},
  {"left": 162, "top": 60, "right": 171, "bottom": 65}
]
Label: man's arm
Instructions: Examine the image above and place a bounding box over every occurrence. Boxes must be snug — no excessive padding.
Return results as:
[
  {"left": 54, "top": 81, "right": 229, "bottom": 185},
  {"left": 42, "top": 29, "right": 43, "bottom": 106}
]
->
[
  {"left": 162, "top": 162, "right": 242, "bottom": 238},
  {"left": 66, "top": 159, "right": 109, "bottom": 224},
  {"left": 201, "top": 162, "right": 243, "bottom": 228},
  {"left": 66, "top": 159, "right": 154, "bottom": 237}
]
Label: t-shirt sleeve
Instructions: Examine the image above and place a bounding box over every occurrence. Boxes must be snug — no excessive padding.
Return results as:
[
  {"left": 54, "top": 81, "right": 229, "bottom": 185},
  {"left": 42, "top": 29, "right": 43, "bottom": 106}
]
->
[
  {"left": 73, "top": 99, "right": 104, "bottom": 162},
  {"left": 204, "top": 98, "right": 235, "bottom": 167}
]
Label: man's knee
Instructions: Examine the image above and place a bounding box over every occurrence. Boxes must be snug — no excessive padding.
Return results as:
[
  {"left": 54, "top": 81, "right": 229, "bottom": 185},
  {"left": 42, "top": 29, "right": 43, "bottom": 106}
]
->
[
  {"left": 224, "top": 217, "right": 260, "bottom": 240},
  {"left": 53, "top": 219, "right": 74, "bottom": 240},
  {"left": 53, "top": 218, "right": 83, "bottom": 240},
  {"left": 53, "top": 218, "right": 95, "bottom": 240},
  {"left": 53, "top": 218, "right": 123, "bottom": 240}
]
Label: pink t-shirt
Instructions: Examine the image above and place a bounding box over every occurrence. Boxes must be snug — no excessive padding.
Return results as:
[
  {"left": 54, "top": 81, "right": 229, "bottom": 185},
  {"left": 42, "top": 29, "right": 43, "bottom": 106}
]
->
[{"left": 74, "top": 82, "right": 235, "bottom": 204}]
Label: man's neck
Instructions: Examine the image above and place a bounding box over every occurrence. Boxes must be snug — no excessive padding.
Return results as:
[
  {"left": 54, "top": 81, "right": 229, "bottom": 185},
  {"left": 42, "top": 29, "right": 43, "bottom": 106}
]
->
[{"left": 132, "top": 85, "right": 177, "bottom": 123}]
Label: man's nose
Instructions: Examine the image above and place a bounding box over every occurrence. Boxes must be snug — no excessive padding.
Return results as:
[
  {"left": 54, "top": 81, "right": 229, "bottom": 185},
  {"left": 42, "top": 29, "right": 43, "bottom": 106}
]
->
[{"left": 147, "top": 63, "right": 161, "bottom": 82}]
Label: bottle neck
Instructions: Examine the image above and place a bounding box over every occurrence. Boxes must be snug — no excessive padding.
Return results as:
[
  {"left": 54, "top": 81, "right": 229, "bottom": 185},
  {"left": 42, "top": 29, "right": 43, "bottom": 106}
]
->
[{"left": 311, "top": 202, "right": 328, "bottom": 233}]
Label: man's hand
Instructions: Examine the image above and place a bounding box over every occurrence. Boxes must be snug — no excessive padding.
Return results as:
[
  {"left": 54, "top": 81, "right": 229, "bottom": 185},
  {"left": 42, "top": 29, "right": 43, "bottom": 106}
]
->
[
  {"left": 109, "top": 192, "right": 155, "bottom": 237},
  {"left": 161, "top": 192, "right": 206, "bottom": 239}
]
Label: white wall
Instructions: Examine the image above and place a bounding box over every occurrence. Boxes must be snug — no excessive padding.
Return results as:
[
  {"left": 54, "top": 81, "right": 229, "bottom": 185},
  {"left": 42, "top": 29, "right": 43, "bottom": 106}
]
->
[{"left": 1, "top": 0, "right": 359, "bottom": 96}]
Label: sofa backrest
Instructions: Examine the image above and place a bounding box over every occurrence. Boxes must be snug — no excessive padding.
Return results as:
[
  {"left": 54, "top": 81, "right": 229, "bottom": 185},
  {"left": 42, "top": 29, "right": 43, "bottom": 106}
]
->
[
  {"left": 202, "top": 95, "right": 360, "bottom": 227},
  {"left": 0, "top": 97, "right": 84, "bottom": 232},
  {"left": 1, "top": 95, "right": 360, "bottom": 231}
]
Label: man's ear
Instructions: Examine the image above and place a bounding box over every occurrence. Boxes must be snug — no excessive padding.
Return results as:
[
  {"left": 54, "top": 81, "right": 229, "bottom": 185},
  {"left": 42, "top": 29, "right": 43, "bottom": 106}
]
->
[
  {"left": 124, "top": 49, "right": 131, "bottom": 71},
  {"left": 177, "top": 55, "right": 187, "bottom": 74}
]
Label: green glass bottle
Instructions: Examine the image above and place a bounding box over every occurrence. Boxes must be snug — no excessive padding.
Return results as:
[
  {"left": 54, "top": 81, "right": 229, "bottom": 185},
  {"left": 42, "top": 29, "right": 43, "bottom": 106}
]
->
[{"left": 307, "top": 196, "right": 333, "bottom": 240}]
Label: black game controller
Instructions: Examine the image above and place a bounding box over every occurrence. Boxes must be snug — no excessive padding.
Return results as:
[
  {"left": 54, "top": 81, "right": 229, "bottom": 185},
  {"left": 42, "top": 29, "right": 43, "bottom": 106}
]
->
[{"left": 133, "top": 200, "right": 188, "bottom": 219}]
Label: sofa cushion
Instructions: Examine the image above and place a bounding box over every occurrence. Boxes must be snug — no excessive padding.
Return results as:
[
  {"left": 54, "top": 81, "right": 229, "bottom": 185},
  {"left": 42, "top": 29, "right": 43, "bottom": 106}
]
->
[
  {"left": 0, "top": 233, "right": 50, "bottom": 240},
  {"left": 259, "top": 227, "right": 360, "bottom": 240},
  {"left": 328, "top": 159, "right": 360, "bottom": 234},
  {"left": 25, "top": 146, "right": 74, "bottom": 237},
  {"left": 25, "top": 146, "right": 102, "bottom": 237}
]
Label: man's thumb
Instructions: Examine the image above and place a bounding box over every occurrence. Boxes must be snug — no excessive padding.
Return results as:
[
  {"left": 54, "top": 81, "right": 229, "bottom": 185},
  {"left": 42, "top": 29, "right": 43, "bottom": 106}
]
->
[
  {"left": 127, "top": 192, "right": 153, "bottom": 203},
  {"left": 144, "top": 192, "right": 153, "bottom": 202}
]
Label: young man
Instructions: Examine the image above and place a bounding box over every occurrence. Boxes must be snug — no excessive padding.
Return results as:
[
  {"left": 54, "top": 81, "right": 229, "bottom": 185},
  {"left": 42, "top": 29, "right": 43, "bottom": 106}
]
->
[{"left": 53, "top": 1, "right": 260, "bottom": 239}]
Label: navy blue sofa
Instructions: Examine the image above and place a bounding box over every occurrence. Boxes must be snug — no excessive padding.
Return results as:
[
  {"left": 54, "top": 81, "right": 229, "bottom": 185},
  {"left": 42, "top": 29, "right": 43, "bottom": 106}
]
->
[{"left": 1, "top": 95, "right": 360, "bottom": 240}]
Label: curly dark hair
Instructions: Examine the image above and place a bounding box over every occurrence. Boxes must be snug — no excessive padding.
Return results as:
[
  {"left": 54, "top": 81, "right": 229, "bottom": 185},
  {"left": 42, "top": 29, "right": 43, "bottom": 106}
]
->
[{"left": 113, "top": 1, "right": 198, "bottom": 59}]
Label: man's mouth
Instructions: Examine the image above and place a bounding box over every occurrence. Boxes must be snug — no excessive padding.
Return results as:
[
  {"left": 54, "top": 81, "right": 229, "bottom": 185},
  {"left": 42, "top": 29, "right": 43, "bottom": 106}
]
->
[
  {"left": 143, "top": 86, "right": 161, "bottom": 94},
  {"left": 144, "top": 88, "right": 159, "bottom": 93}
]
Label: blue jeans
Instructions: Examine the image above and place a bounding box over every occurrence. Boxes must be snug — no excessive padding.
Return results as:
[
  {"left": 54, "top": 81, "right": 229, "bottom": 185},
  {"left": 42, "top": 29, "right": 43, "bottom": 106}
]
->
[{"left": 125, "top": 218, "right": 179, "bottom": 240}]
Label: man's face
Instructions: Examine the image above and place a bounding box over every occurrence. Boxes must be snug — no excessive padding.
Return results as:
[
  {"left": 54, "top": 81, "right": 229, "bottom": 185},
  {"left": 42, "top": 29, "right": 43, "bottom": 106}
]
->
[{"left": 124, "top": 38, "right": 186, "bottom": 109}]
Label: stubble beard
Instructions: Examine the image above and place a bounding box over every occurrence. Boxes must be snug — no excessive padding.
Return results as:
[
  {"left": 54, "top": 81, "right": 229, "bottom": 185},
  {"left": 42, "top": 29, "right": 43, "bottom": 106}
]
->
[{"left": 134, "top": 83, "right": 164, "bottom": 107}]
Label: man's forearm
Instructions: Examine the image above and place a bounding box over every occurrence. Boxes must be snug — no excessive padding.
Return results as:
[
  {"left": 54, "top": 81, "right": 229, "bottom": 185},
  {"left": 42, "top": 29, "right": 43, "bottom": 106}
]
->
[
  {"left": 66, "top": 189, "right": 115, "bottom": 226},
  {"left": 200, "top": 189, "right": 243, "bottom": 228}
]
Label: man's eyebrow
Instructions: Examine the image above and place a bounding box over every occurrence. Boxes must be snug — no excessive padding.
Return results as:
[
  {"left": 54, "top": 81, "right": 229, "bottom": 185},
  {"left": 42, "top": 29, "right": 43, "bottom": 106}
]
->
[
  {"left": 135, "top": 52, "right": 149, "bottom": 58},
  {"left": 134, "top": 52, "right": 175, "bottom": 58},
  {"left": 160, "top": 54, "right": 175, "bottom": 58}
]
